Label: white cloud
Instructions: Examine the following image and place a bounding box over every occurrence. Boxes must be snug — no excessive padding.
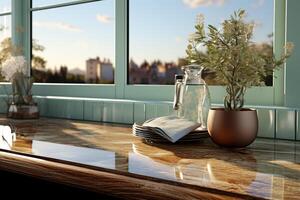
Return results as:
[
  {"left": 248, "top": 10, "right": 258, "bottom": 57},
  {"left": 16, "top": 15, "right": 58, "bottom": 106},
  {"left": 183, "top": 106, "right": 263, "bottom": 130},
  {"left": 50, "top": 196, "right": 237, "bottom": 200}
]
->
[
  {"left": 96, "top": 14, "right": 113, "bottom": 24},
  {"left": 33, "top": 21, "right": 82, "bottom": 32},
  {"left": 183, "top": 0, "right": 226, "bottom": 8}
]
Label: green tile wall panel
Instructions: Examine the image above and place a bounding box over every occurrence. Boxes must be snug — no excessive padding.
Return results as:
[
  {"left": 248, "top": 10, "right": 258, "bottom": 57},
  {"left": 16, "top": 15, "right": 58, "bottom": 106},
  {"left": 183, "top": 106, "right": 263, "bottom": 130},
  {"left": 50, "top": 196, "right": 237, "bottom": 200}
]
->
[
  {"left": 8, "top": 96, "right": 300, "bottom": 141},
  {"left": 65, "top": 100, "right": 84, "bottom": 120},
  {"left": 145, "top": 104, "right": 157, "bottom": 120},
  {"left": 133, "top": 103, "right": 145, "bottom": 123},
  {"left": 102, "top": 102, "right": 113, "bottom": 122},
  {"left": 103, "top": 102, "right": 133, "bottom": 124},
  {"left": 156, "top": 104, "right": 171, "bottom": 117},
  {"left": 145, "top": 103, "right": 172, "bottom": 120},
  {"left": 257, "top": 109, "right": 275, "bottom": 138},
  {"left": 112, "top": 102, "right": 134, "bottom": 124},
  {"left": 83, "top": 101, "right": 103, "bottom": 122},
  {"left": 83, "top": 101, "right": 93, "bottom": 121},
  {"left": 35, "top": 97, "right": 47, "bottom": 116},
  {"left": 276, "top": 110, "right": 296, "bottom": 140},
  {"left": 0, "top": 97, "right": 7, "bottom": 114},
  {"left": 46, "top": 99, "right": 66, "bottom": 118},
  {"left": 297, "top": 111, "right": 300, "bottom": 141},
  {"left": 46, "top": 99, "right": 83, "bottom": 120}
]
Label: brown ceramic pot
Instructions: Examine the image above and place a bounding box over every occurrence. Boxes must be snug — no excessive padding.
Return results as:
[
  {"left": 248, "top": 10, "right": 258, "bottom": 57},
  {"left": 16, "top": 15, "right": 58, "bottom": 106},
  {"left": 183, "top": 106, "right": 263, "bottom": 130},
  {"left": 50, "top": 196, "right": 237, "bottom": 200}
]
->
[{"left": 207, "top": 108, "right": 258, "bottom": 148}]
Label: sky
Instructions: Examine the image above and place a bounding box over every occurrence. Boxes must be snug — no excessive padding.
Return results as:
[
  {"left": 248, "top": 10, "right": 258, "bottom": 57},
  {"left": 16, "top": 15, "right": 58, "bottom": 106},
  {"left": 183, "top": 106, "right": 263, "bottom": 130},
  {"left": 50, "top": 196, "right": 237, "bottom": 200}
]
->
[
  {"left": 32, "top": 0, "right": 115, "bottom": 71},
  {"left": 0, "top": 0, "right": 274, "bottom": 70},
  {"left": 0, "top": 0, "right": 10, "bottom": 13},
  {"left": 130, "top": 0, "right": 274, "bottom": 65}
]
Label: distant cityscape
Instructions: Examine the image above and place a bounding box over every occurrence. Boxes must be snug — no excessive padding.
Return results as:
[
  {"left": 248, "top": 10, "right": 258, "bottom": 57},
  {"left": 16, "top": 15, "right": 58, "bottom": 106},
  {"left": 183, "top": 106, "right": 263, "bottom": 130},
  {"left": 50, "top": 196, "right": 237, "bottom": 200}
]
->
[
  {"left": 33, "top": 57, "right": 115, "bottom": 84},
  {"left": 32, "top": 55, "right": 272, "bottom": 86},
  {"left": 129, "top": 58, "right": 186, "bottom": 85},
  {"left": 31, "top": 56, "right": 221, "bottom": 85},
  {"left": 33, "top": 56, "right": 186, "bottom": 85}
]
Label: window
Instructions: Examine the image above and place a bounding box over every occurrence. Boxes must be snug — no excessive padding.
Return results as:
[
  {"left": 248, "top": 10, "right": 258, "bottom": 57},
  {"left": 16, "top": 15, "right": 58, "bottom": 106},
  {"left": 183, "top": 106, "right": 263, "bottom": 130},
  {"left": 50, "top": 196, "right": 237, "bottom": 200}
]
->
[
  {"left": 0, "top": 0, "right": 11, "bottom": 82},
  {"left": 31, "top": 0, "right": 115, "bottom": 84},
  {"left": 0, "top": 0, "right": 11, "bottom": 13},
  {"left": 2, "top": 0, "right": 283, "bottom": 103},
  {"left": 128, "top": 0, "right": 274, "bottom": 85}
]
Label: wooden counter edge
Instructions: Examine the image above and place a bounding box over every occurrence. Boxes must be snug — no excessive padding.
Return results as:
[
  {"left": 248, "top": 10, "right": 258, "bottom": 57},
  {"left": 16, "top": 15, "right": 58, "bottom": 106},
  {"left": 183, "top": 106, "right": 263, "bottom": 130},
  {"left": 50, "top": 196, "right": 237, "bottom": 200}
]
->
[{"left": 0, "top": 150, "right": 264, "bottom": 200}]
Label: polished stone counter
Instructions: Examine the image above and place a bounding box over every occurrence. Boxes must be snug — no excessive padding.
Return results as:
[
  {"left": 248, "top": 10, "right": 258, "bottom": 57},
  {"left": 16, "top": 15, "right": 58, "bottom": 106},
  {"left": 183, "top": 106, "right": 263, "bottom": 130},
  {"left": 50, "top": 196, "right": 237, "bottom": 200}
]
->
[{"left": 0, "top": 117, "right": 300, "bottom": 200}]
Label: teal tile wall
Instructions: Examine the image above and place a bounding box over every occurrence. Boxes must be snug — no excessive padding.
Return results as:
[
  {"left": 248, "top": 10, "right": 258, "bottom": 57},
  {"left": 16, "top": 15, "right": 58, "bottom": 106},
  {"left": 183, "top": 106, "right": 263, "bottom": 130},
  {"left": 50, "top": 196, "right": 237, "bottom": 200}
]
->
[
  {"left": 156, "top": 104, "right": 171, "bottom": 117},
  {"left": 276, "top": 110, "right": 296, "bottom": 140},
  {"left": 257, "top": 109, "right": 275, "bottom": 138},
  {"left": 46, "top": 99, "right": 66, "bottom": 118},
  {"left": 0, "top": 98, "right": 7, "bottom": 114},
  {"left": 0, "top": 96, "right": 299, "bottom": 141},
  {"left": 103, "top": 102, "right": 134, "bottom": 124},
  {"left": 65, "top": 100, "right": 84, "bottom": 120},
  {"left": 145, "top": 104, "right": 157, "bottom": 120},
  {"left": 297, "top": 111, "right": 300, "bottom": 141},
  {"left": 145, "top": 103, "right": 172, "bottom": 120},
  {"left": 133, "top": 103, "right": 145, "bottom": 123},
  {"left": 111, "top": 102, "right": 134, "bottom": 124},
  {"left": 83, "top": 101, "right": 103, "bottom": 122},
  {"left": 35, "top": 98, "right": 47, "bottom": 116},
  {"left": 46, "top": 99, "right": 84, "bottom": 120}
]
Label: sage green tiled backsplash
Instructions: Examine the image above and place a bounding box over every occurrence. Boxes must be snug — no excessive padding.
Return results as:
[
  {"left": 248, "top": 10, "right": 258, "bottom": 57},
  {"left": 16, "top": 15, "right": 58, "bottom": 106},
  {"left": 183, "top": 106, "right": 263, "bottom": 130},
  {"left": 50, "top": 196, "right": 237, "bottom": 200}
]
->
[{"left": 1, "top": 96, "right": 300, "bottom": 141}]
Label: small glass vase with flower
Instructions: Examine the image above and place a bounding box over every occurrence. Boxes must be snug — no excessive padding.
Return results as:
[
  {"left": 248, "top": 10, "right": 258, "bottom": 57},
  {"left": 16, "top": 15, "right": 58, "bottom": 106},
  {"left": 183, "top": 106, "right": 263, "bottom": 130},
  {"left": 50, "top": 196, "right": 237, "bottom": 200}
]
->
[{"left": 1, "top": 56, "right": 39, "bottom": 119}]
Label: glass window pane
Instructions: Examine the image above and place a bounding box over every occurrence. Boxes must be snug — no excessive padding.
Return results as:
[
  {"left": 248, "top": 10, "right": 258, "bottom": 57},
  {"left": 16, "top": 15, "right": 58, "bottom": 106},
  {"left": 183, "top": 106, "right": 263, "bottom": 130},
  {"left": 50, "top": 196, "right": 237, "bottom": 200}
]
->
[
  {"left": 129, "top": 0, "right": 274, "bottom": 85},
  {"left": 32, "top": 0, "right": 115, "bottom": 84},
  {"left": 0, "top": 0, "right": 11, "bottom": 13},
  {"left": 0, "top": 15, "right": 11, "bottom": 82},
  {"left": 32, "top": 0, "right": 78, "bottom": 8}
]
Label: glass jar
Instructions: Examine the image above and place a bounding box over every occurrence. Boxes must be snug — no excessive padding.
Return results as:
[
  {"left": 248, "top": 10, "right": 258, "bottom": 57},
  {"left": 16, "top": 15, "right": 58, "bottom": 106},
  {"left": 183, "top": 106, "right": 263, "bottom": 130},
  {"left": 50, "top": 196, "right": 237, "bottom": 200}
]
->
[{"left": 173, "top": 64, "right": 211, "bottom": 129}]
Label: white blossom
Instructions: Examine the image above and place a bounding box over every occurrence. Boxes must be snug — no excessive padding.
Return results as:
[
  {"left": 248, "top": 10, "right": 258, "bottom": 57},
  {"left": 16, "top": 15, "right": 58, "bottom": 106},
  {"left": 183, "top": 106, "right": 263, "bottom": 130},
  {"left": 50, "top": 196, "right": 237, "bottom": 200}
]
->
[
  {"left": 1, "top": 56, "right": 28, "bottom": 81},
  {"left": 196, "top": 14, "right": 205, "bottom": 25}
]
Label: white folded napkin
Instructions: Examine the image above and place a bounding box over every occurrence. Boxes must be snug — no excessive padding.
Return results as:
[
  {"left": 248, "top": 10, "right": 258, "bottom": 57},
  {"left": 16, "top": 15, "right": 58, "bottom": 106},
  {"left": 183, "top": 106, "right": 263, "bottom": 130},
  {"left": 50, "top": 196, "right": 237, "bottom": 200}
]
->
[
  {"left": 0, "top": 125, "right": 16, "bottom": 148},
  {"left": 142, "top": 116, "right": 201, "bottom": 143}
]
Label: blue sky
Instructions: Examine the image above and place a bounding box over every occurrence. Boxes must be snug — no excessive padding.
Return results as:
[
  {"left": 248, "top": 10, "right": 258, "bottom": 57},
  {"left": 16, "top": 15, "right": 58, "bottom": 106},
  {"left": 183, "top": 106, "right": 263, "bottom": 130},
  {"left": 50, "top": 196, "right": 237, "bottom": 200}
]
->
[
  {"left": 32, "top": 0, "right": 115, "bottom": 71},
  {"left": 0, "top": 0, "right": 11, "bottom": 13},
  {"left": 1, "top": 0, "right": 274, "bottom": 70},
  {"left": 130, "top": 0, "right": 274, "bottom": 65}
]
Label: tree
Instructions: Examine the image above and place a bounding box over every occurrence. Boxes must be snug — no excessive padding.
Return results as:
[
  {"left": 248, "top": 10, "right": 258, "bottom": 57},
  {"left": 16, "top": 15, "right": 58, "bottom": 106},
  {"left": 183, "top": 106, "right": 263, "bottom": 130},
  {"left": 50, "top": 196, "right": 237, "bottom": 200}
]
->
[{"left": 32, "top": 39, "right": 47, "bottom": 69}]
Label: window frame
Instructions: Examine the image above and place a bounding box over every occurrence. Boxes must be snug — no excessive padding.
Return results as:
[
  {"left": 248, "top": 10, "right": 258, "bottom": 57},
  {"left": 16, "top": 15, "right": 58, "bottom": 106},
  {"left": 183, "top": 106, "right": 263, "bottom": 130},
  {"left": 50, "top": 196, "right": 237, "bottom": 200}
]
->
[
  {"left": 0, "top": 2, "right": 11, "bottom": 88},
  {"left": 7, "top": 0, "right": 286, "bottom": 105},
  {"left": 29, "top": 0, "right": 116, "bottom": 98},
  {"left": 123, "top": 0, "right": 286, "bottom": 105}
]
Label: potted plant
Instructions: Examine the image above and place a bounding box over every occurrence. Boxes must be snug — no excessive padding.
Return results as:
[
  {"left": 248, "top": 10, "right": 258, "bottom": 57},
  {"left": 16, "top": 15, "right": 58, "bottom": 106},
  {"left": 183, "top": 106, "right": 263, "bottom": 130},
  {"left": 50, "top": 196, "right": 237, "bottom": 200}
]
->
[
  {"left": 1, "top": 56, "right": 39, "bottom": 119},
  {"left": 186, "top": 10, "right": 293, "bottom": 147}
]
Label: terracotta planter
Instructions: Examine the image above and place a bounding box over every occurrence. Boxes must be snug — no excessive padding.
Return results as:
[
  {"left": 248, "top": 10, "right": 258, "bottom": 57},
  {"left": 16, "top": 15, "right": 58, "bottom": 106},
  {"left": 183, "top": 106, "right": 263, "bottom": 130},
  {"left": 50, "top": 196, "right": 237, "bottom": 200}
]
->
[
  {"left": 7, "top": 104, "right": 39, "bottom": 119},
  {"left": 207, "top": 108, "right": 258, "bottom": 148}
]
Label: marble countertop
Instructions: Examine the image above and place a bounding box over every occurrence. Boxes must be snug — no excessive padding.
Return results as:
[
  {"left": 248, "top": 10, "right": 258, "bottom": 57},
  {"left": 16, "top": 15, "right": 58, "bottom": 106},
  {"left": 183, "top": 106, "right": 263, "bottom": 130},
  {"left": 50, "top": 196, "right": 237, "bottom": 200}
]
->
[{"left": 0, "top": 117, "right": 299, "bottom": 200}]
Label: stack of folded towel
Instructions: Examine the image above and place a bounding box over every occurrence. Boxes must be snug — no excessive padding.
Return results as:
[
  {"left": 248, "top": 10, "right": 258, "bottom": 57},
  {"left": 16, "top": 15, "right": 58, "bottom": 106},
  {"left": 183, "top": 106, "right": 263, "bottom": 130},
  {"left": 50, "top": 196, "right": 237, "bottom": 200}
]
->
[{"left": 132, "top": 116, "right": 208, "bottom": 143}]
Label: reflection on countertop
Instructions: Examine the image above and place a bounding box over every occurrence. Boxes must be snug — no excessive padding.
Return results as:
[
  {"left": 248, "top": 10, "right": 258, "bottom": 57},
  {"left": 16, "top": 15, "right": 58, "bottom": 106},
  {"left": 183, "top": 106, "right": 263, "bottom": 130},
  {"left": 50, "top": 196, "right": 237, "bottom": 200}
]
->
[{"left": 0, "top": 117, "right": 300, "bottom": 200}]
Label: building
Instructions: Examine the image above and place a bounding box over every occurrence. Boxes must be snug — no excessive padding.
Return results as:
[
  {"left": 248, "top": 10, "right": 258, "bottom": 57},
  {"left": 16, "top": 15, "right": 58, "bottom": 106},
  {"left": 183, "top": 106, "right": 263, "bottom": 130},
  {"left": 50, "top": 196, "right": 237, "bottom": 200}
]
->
[
  {"left": 86, "top": 57, "right": 114, "bottom": 84},
  {"left": 86, "top": 57, "right": 100, "bottom": 83}
]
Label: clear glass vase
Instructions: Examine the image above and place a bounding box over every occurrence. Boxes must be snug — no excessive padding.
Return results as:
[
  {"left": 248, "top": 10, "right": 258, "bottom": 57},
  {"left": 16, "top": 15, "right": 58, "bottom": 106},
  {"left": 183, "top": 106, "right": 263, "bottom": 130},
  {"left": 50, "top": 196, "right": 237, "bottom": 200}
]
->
[{"left": 173, "top": 64, "right": 211, "bottom": 129}]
